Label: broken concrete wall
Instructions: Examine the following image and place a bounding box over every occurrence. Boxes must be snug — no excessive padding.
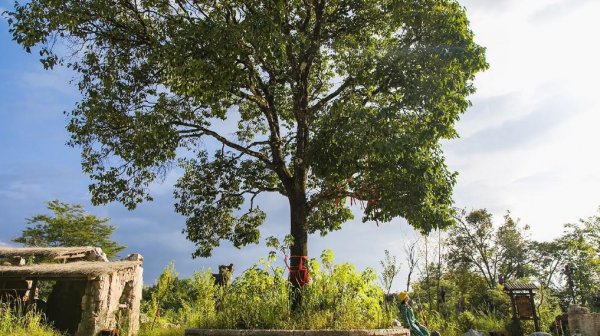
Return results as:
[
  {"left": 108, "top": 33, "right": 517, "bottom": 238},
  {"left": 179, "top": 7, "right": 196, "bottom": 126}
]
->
[
  {"left": 78, "top": 264, "right": 143, "bottom": 336},
  {"left": 568, "top": 304, "right": 600, "bottom": 336}
]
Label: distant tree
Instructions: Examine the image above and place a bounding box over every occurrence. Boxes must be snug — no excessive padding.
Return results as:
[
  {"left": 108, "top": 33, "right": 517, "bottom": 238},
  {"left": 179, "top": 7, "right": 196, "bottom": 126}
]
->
[
  {"left": 403, "top": 237, "right": 420, "bottom": 292},
  {"left": 12, "top": 200, "right": 125, "bottom": 258},
  {"left": 379, "top": 249, "right": 401, "bottom": 295},
  {"left": 558, "top": 214, "right": 600, "bottom": 309},
  {"left": 446, "top": 209, "right": 531, "bottom": 289},
  {"left": 530, "top": 240, "right": 563, "bottom": 308},
  {"left": 7, "top": 0, "right": 487, "bottom": 287},
  {"left": 496, "top": 212, "right": 532, "bottom": 280},
  {"left": 530, "top": 212, "right": 600, "bottom": 311}
]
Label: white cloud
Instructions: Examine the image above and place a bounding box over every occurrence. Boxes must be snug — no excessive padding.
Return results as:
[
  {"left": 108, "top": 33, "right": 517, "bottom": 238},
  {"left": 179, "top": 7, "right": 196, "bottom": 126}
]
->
[{"left": 439, "top": 0, "right": 600, "bottom": 243}]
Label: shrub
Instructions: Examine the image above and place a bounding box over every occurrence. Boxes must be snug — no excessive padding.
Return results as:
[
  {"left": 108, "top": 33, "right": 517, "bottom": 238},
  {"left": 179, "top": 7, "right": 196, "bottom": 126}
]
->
[
  {"left": 294, "top": 250, "right": 393, "bottom": 329},
  {"left": 470, "top": 310, "right": 509, "bottom": 332},
  {"left": 217, "top": 265, "right": 290, "bottom": 329},
  {"left": 143, "top": 249, "right": 395, "bottom": 330},
  {"left": 457, "top": 311, "right": 476, "bottom": 331},
  {"left": 182, "top": 270, "right": 218, "bottom": 328}
]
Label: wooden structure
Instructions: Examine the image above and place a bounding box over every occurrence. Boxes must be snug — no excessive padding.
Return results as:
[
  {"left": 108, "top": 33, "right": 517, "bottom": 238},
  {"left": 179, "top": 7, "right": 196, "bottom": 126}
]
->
[
  {"left": 0, "top": 247, "right": 143, "bottom": 336},
  {"left": 504, "top": 282, "right": 540, "bottom": 335}
]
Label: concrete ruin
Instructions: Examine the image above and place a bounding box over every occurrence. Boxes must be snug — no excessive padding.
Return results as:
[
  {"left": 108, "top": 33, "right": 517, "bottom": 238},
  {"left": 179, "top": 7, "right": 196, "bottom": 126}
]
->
[
  {"left": 0, "top": 246, "right": 143, "bottom": 336},
  {"left": 568, "top": 304, "right": 600, "bottom": 336}
]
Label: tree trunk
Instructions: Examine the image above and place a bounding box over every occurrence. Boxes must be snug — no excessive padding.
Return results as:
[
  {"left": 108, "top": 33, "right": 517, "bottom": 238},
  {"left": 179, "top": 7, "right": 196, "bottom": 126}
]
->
[
  {"left": 288, "top": 188, "right": 308, "bottom": 289},
  {"left": 288, "top": 187, "right": 308, "bottom": 309}
]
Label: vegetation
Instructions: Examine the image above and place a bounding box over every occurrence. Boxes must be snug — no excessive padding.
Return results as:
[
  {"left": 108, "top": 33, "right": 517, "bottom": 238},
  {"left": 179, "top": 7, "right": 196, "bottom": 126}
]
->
[
  {"left": 0, "top": 303, "right": 61, "bottom": 336},
  {"left": 143, "top": 248, "right": 395, "bottom": 331},
  {"left": 12, "top": 200, "right": 125, "bottom": 258},
  {"left": 404, "top": 208, "right": 600, "bottom": 336},
  {"left": 139, "top": 207, "right": 599, "bottom": 336},
  {"left": 6, "top": 1, "right": 487, "bottom": 284},
  {"left": 379, "top": 249, "right": 401, "bottom": 295},
  {"left": 1, "top": 207, "right": 598, "bottom": 336}
]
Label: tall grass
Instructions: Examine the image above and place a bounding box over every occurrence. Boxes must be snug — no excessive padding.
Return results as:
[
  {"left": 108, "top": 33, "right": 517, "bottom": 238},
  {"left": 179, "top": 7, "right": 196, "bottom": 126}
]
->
[
  {"left": 0, "top": 302, "right": 61, "bottom": 336},
  {"left": 145, "top": 249, "right": 397, "bottom": 331}
]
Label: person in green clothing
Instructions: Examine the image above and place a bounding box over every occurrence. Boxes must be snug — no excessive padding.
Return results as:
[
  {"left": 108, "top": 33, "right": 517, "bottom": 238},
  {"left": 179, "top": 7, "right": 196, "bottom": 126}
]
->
[{"left": 398, "top": 291, "right": 436, "bottom": 336}]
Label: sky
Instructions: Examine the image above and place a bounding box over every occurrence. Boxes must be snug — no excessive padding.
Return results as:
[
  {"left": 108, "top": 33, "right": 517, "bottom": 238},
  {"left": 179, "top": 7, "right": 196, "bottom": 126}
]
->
[{"left": 1, "top": 0, "right": 599, "bottom": 290}]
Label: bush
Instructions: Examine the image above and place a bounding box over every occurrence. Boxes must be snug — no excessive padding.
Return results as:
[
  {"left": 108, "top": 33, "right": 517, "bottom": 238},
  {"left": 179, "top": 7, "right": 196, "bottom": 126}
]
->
[
  {"left": 470, "top": 310, "right": 509, "bottom": 332},
  {"left": 217, "top": 266, "right": 290, "bottom": 329},
  {"left": 143, "top": 249, "right": 395, "bottom": 331},
  {"left": 294, "top": 250, "right": 393, "bottom": 329},
  {"left": 419, "top": 309, "right": 460, "bottom": 336},
  {"left": 457, "top": 311, "right": 476, "bottom": 331}
]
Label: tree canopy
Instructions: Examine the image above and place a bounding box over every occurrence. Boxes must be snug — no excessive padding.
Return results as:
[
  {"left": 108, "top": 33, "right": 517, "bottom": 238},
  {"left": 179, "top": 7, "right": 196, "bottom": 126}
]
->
[
  {"left": 446, "top": 209, "right": 532, "bottom": 289},
  {"left": 12, "top": 200, "right": 126, "bottom": 258},
  {"left": 7, "top": 0, "right": 487, "bottom": 261}
]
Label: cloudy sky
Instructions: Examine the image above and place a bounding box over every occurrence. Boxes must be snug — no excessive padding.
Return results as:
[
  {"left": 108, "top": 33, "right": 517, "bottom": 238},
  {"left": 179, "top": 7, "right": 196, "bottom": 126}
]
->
[{"left": 1, "top": 0, "right": 599, "bottom": 290}]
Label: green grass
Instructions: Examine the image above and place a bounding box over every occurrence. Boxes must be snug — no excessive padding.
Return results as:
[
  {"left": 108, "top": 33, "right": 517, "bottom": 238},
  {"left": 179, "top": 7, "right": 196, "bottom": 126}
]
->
[
  {"left": 0, "top": 304, "right": 61, "bottom": 336},
  {"left": 145, "top": 250, "right": 397, "bottom": 331}
]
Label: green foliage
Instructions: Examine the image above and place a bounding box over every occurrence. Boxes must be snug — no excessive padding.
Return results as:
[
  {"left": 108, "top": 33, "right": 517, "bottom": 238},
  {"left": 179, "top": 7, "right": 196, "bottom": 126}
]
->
[
  {"left": 143, "top": 249, "right": 394, "bottom": 330},
  {"left": 379, "top": 249, "right": 401, "bottom": 295},
  {"left": 12, "top": 200, "right": 125, "bottom": 258},
  {"left": 456, "top": 311, "right": 476, "bottom": 331},
  {"left": 143, "top": 262, "right": 180, "bottom": 329},
  {"left": 0, "top": 304, "right": 61, "bottom": 336},
  {"left": 219, "top": 265, "right": 290, "bottom": 329},
  {"left": 295, "top": 251, "right": 394, "bottom": 329},
  {"left": 138, "top": 326, "right": 186, "bottom": 336},
  {"left": 559, "top": 215, "right": 600, "bottom": 310},
  {"left": 469, "top": 311, "right": 509, "bottom": 332},
  {"left": 406, "top": 206, "right": 600, "bottom": 335},
  {"left": 183, "top": 271, "right": 218, "bottom": 328},
  {"left": 7, "top": 0, "right": 487, "bottom": 258},
  {"left": 531, "top": 209, "right": 600, "bottom": 311},
  {"left": 447, "top": 209, "right": 532, "bottom": 289}
]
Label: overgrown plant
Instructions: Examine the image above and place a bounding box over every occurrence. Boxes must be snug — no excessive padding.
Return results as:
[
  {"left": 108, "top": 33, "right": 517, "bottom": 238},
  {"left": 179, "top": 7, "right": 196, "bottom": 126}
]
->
[
  {"left": 142, "top": 247, "right": 395, "bottom": 330},
  {"left": 0, "top": 302, "right": 60, "bottom": 336},
  {"left": 144, "top": 262, "right": 178, "bottom": 330},
  {"left": 379, "top": 250, "right": 401, "bottom": 295},
  {"left": 294, "top": 250, "right": 394, "bottom": 329}
]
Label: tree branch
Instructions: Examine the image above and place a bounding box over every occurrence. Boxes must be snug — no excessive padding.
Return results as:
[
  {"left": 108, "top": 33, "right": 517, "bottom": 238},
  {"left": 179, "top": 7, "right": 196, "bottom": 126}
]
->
[
  {"left": 172, "top": 121, "right": 272, "bottom": 166},
  {"left": 309, "top": 76, "right": 354, "bottom": 113}
]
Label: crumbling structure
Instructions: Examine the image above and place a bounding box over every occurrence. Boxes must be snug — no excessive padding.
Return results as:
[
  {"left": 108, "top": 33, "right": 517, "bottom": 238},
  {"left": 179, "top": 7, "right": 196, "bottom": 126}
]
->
[
  {"left": 568, "top": 304, "right": 600, "bottom": 336},
  {"left": 0, "top": 246, "right": 143, "bottom": 336}
]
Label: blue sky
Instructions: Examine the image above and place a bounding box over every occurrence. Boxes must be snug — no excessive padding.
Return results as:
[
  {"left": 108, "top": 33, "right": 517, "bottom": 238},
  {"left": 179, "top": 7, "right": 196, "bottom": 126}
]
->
[{"left": 1, "top": 0, "right": 600, "bottom": 290}]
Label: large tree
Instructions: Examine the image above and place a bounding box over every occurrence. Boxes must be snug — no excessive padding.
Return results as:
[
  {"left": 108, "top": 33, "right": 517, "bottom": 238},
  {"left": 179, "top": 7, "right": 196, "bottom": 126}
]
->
[
  {"left": 13, "top": 200, "right": 125, "bottom": 258},
  {"left": 7, "top": 0, "right": 486, "bottom": 283}
]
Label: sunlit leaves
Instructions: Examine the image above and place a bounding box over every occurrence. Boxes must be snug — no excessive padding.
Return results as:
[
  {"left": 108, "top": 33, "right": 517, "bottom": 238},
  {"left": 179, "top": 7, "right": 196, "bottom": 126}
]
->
[{"left": 7, "top": 0, "right": 487, "bottom": 257}]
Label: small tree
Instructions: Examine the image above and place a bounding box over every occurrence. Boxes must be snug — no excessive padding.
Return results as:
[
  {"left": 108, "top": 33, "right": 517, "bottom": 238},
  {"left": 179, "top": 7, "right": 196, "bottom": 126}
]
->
[
  {"left": 403, "top": 237, "right": 420, "bottom": 292},
  {"left": 379, "top": 249, "right": 401, "bottom": 295},
  {"left": 12, "top": 200, "right": 125, "bottom": 258}
]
